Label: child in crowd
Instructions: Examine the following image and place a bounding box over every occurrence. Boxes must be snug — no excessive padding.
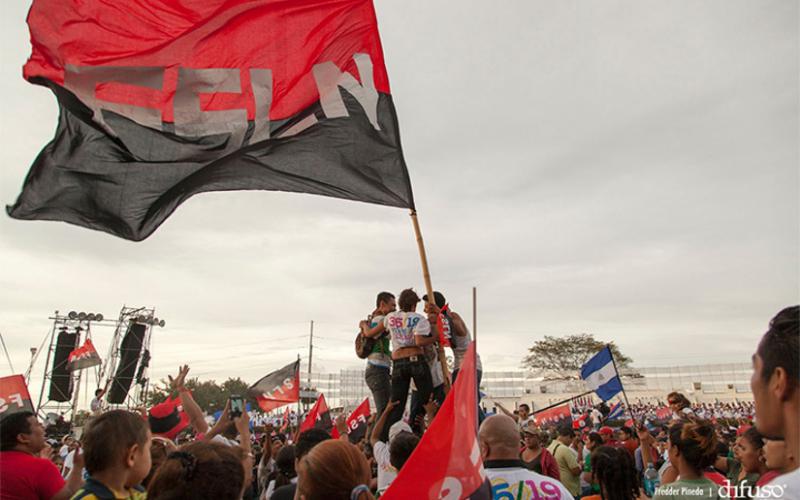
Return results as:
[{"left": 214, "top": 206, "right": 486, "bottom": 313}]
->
[
  {"left": 71, "top": 410, "right": 152, "bottom": 500},
  {"left": 147, "top": 441, "right": 246, "bottom": 499}
]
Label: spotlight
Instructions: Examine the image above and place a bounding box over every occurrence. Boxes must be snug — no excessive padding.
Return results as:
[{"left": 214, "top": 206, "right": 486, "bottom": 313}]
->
[
  {"left": 159, "top": 320, "right": 166, "bottom": 327},
  {"left": 77, "top": 312, "right": 87, "bottom": 320},
  {"left": 68, "top": 311, "right": 78, "bottom": 320},
  {"left": 87, "top": 313, "right": 96, "bottom": 321},
  {"left": 152, "top": 317, "right": 159, "bottom": 326},
  {"left": 95, "top": 314, "right": 104, "bottom": 322}
]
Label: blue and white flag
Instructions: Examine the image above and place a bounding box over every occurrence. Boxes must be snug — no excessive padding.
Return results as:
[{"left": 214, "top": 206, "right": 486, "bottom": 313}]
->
[
  {"left": 607, "top": 401, "right": 624, "bottom": 420},
  {"left": 580, "top": 346, "right": 623, "bottom": 402}
]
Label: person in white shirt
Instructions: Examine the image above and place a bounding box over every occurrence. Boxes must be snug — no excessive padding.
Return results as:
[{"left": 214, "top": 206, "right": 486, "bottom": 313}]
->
[
  {"left": 750, "top": 306, "right": 799, "bottom": 500},
  {"left": 479, "top": 414, "right": 574, "bottom": 500},
  {"left": 380, "top": 288, "right": 437, "bottom": 442},
  {"left": 369, "top": 400, "right": 419, "bottom": 495}
]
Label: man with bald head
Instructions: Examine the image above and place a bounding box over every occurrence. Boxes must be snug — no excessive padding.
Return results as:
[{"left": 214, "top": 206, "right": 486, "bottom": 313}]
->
[{"left": 479, "top": 415, "right": 574, "bottom": 499}]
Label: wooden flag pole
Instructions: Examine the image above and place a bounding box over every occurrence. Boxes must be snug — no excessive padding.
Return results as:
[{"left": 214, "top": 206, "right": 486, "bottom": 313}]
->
[{"left": 409, "top": 210, "right": 451, "bottom": 393}]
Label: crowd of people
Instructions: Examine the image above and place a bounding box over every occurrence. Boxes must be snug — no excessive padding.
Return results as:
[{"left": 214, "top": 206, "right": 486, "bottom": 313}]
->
[{"left": 0, "top": 304, "right": 797, "bottom": 499}]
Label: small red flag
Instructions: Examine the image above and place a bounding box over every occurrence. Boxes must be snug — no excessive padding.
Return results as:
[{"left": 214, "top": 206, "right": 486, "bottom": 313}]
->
[
  {"left": 655, "top": 407, "right": 672, "bottom": 420},
  {"left": 67, "top": 338, "right": 102, "bottom": 371},
  {"left": 533, "top": 404, "right": 572, "bottom": 427},
  {"left": 0, "top": 375, "right": 35, "bottom": 419},
  {"left": 381, "top": 342, "right": 490, "bottom": 500},
  {"left": 279, "top": 406, "right": 291, "bottom": 433},
  {"left": 299, "top": 394, "right": 333, "bottom": 436},
  {"left": 437, "top": 305, "right": 452, "bottom": 347},
  {"left": 343, "top": 398, "right": 371, "bottom": 443}
]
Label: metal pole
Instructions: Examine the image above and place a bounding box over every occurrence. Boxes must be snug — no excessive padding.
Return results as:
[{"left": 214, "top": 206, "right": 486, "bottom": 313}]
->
[
  {"left": 531, "top": 390, "right": 595, "bottom": 415},
  {"left": 409, "top": 210, "right": 451, "bottom": 393},
  {"left": 307, "top": 321, "right": 314, "bottom": 388},
  {"left": 70, "top": 323, "right": 84, "bottom": 422},
  {"left": 472, "top": 286, "right": 477, "bottom": 342},
  {"left": 296, "top": 354, "right": 302, "bottom": 433},
  {"left": 608, "top": 344, "right": 636, "bottom": 423},
  {"left": 0, "top": 332, "right": 15, "bottom": 373}
]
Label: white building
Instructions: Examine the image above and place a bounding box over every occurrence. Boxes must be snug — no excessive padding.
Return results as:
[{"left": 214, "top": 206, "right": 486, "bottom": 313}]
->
[{"left": 304, "top": 362, "right": 753, "bottom": 411}]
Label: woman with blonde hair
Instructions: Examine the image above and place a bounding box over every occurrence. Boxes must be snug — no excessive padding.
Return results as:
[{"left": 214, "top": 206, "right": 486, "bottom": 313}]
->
[{"left": 296, "top": 439, "right": 374, "bottom": 500}]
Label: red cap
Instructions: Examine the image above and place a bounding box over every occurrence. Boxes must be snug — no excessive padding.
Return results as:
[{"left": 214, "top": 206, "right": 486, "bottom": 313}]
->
[{"left": 599, "top": 426, "right": 614, "bottom": 435}]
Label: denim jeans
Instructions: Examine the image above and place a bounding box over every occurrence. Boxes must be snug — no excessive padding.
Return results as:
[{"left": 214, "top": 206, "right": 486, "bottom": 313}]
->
[
  {"left": 383, "top": 356, "right": 432, "bottom": 441},
  {"left": 365, "top": 363, "right": 391, "bottom": 418}
]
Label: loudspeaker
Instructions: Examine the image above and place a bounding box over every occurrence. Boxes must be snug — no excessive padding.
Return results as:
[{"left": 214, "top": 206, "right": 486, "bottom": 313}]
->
[
  {"left": 108, "top": 323, "right": 146, "bottom": 404},
  {"left": 48, "top": 329, "right": 78, "bottom": 402}
]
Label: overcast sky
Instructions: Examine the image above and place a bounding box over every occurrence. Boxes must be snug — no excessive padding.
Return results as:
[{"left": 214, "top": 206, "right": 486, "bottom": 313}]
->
[{"left": 1, "top": 0, "right": 797, "bottom": 406}]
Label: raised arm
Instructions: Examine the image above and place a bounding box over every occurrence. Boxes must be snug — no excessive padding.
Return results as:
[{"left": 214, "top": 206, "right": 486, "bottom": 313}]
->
[
  {"left": 370, "top": 400, "right": 399, "bottom": 447},
  {"left": 170, "top": 365, "right": 209, "bottom": 434},
  {"left": 205, "top": 400, "right": 231, "bottom": 441},
  {"left": 494, "top": 401, "right": 519, "bottom": 422}
]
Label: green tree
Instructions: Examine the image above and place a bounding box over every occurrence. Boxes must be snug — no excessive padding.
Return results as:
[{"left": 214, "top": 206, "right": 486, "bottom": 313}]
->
[
  {"left": 144, "top": 376, "right": 253, "bottom": 413},
  {"left": 522, "top": 333, "right": 633, "bottom": 379}
]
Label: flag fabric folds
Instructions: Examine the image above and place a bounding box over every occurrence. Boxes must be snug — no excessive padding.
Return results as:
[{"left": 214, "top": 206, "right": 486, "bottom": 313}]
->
[
  {"left": 279, "top": 406, "right": 291, "bottom": 433},
  {"left": 10, "top": 0, "right": 415, "bottom": 241},
  {"left": 298, "top": 393, "right": 333, "bottom": 435},
  {"left": 533, "top": 404, "right": 572, "bottom": 427},
  {"left": 607, "top": 401, "right": 624, "bottom": 421},
  {"left": 67, "top": 339, "right": 102, "bottom": 371},
  {"left": 381, "top": 342, "right": 490, "bottom": 500},
  {"left": 0, "top": 375, "right": 35, "bottom": 419},
  {"left": 248, "top": 360, "right": 300, "bottom": 412},
  {"left": 580, "top": 345, "right": 623, "bottom": 402},
  {"left": 343, "top": 398, "right": 371, "bottom": 443},
  {"left": 655, "top": 407, "right": 672, "bottom": 421}
]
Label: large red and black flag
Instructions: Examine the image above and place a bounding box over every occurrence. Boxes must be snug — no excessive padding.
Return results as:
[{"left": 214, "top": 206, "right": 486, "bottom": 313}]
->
[
  {"left": 67, "top": 338, "right": 102, "bottom": 371},
  {"left": 248, "top": 360, "right": 300, "bottom": 412},
  {"left": 9, "top": 0, "right": 414, "bottom": 241}
]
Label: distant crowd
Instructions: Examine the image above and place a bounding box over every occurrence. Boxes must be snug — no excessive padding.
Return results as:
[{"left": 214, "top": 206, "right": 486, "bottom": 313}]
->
[{"left": 0, "top": 302, "right": 796, "bottom": 500}]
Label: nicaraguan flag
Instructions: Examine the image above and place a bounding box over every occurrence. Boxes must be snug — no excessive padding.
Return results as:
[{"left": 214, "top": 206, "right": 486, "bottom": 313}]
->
[
  {"left": 580, "top": 346, "right": 623, "bottom": 401},
  {"left": 607, "top": 401, "right": 624, "bottom": 420}
]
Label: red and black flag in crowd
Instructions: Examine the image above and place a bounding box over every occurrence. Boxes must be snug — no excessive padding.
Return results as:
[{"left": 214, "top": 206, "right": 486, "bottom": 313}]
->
[
  {"left": 9, "top": 0, "right": 414, "bottom": 241},
  {"left": 248, "top": 360, "right": 300, "bottom": 413},
  {"left": 67, "top": 339, "right": 102, "bottom": 371},
  {"left": 533, "top": 403, "right": 572, "bottom": 427},
  {"left": 279, "top": 406, "right": 291, "bottom": 433},
  {"left": 382, "top": 342, "right": 491, "bottom": 500},
  {"left": 298, "top": 393, "right": 333, "bottom": 435},
  {"left": 343, "top": 397, "right": 371, "bottom": 443},
  {"left": 0, "top": 375, "right": 35, "bottom": 420}
]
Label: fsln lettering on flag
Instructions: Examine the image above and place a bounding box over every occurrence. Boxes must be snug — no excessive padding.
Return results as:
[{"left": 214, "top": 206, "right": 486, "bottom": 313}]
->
[
  {"left": 248, "top": 360, "right": 300, "bottom": 413},
  {"left": 10, "top": 0, "right": 414, "bottom": 241},
  {"left": 0, "top": 375, "right": 35, "bottom": 418}
]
